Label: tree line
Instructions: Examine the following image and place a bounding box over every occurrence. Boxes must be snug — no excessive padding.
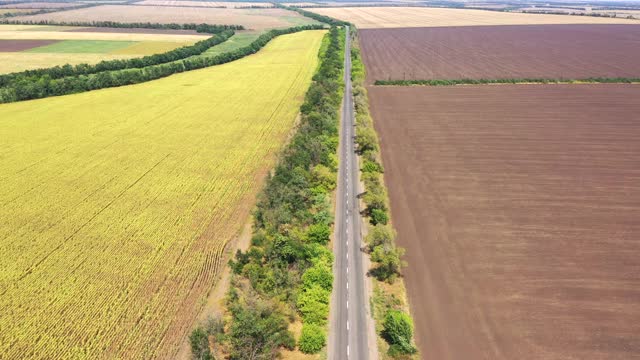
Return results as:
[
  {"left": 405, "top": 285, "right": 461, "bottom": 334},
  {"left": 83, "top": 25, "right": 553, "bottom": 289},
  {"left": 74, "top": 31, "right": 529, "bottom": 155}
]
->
[
  {"left": 189, "top": 26, "right": 345, "bottom": 359},
  {"left": 0, "top": 25, "right": 324, "bottom": 103},
  {"left": 375, "top": 77, "right": 640, "bottom": 86},
  {"left": 0, "top": 19, "right": 244, "bottom": 32},
  {"left": 352, "top": 30, "right": 418, "bottom": 357}
]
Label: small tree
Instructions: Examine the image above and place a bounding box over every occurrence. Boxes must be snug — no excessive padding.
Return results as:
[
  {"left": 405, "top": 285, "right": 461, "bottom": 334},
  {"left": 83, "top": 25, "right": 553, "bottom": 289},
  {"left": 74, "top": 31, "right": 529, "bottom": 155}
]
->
[
  {"left": 366, "top": 224, "right": 395, "bottom": 250},
  {"left": 298, "top": 324, "right": 326, "bottom": 354},
  {"left": 382, "top": 310, "right": 417, "bottom": 356},
  {"left": 371, "top": 245, "right": 406, "bottom": 283},
  {"left": 307, "top": 223, "right": 331, "bottom": 245},
  {"left": 370, "top": 208, "right": 389, "bottom": 225}
]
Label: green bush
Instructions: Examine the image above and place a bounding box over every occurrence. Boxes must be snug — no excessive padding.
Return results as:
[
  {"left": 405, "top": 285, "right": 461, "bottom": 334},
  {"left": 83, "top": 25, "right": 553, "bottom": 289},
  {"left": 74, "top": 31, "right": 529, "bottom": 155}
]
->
[
  {"left": 362, "top": 159, "right": 383, "bottom": 173},
  {"left": 307, "top": 223, "right": 331, "bottom": 244},
  {"left": 298, "top": 324, "right": 327, "bottom": 354},
  {"left": 382, "top": 310, "right": 417, "bottom": 356},
  {"left": 366, "top": 224, "right": 395, "bottom": 250},
  {"left": 370, "top": 208, "right": 389, "bottom": 225},
  {"left": 371, "top": 245, "right": 405, "bottom": 283},
  {"left": 302, "top": 262, "right": 333, "bottom": 290},
  {"left": 297, "top": 285, "right": 330, "bottom": 325}
]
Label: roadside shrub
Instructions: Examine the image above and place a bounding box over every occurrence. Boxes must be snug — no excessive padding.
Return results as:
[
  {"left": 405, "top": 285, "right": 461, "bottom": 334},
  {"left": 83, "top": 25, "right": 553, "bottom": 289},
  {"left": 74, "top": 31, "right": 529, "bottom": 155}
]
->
[
  {"left": 298, "top": 324, "right": 327, "bottom": 354},
  {"left": 366, "top": 224, "right": 395, "bottom": 250},
  {"left": 382, "top": 310, "right": 417, "bottom": 356},
  {"left": 362, "top": 159, "right": 383, "bottom": 173},
  {"left": 302, "top": 262, "right": 333, "bottom": 291},
  {"left": 371, "top": 245, "right": 405, "bottom": 283},
  {"left": 297, "top": 285, "right": 330, "bottom": 325},
  {"left": 306, "top": 223, "right": 331, "bottom": 244},
  {"left": 370, "top": 208, "right": 389, "bottom": 225}
]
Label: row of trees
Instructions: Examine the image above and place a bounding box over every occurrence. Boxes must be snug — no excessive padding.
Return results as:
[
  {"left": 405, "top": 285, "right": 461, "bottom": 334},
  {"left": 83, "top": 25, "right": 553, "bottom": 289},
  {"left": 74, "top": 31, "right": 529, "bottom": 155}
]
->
[
  {"left": 0, "top": 19, "right": 244, "bottom": 32},
  {"left": 190, "top": 26, "right": 345, "bottom": 359},
  {"left": 0, "top": 25, "right": 325, "bottom": 102},
  {"left": 374, "top": 77, "right": 640, "bottom": 86},
  {"left": 351, "top": 30, "right": 418, "bottom": 357}
]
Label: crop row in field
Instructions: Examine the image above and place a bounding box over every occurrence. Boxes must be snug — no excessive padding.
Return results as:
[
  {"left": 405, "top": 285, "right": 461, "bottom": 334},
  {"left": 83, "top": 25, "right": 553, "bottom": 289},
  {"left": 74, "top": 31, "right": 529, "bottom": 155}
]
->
[
  {"left": 359, "top": 24, "right": 640, "bottom": 82},
  {"left": 0, "top": 29, "right": 325, "bottom": 359},
  {"left": 308, "top": 6, "right": 640, "bottom": 28},
  {"left": 12, "top": 5, "right": 320, "bottom": 30},
  {"left": 369, "top": 83, "right": 640, "bottom": 360}
]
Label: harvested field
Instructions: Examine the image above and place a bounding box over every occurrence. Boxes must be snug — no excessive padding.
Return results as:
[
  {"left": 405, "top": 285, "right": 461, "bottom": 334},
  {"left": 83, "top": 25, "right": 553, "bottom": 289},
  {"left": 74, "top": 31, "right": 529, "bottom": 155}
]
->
[
  {"left": 12, "top": 5, "right": 319, "bottom": 30},
  {"left": 0, "top": 39, "right": 59, "bottom": 51},
  {"left": 136, "top": 0, "right": 274, "bottom": 8},
  {"left": 308, "top": 6, "right": 640, "bottom": 28},
  {"left": 369, "top": 83, "right": 640, "bottom": 360},
  {"left": 0, "top": 29, "right": 325, "bottom": 359},
  {"left": 0, "top": 25, "right": 209, "bottom": 42},
  {"left": 360, "top": 24, "right": 640, "bottom": 82}
]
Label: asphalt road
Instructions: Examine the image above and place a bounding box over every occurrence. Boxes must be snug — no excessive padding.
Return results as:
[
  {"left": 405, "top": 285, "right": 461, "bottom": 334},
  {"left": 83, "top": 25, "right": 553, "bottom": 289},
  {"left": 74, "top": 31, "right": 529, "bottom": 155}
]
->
[{"left": 329, "top": 26, "right": 370, "bottom": 360}]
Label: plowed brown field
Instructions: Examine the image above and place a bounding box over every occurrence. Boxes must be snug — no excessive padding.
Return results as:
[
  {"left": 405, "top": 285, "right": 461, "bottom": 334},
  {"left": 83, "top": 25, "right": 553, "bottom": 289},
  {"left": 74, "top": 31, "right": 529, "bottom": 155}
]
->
[
  {"left": 369, "top": 84, "right": 640, "bottom": 360},
  {"left": 361, "top": 24, "right": 640, "bottom": 82}
]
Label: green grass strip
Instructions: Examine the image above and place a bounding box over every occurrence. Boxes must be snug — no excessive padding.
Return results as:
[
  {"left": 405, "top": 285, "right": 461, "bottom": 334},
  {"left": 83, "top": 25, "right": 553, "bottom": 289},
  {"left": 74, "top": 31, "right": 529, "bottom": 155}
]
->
[
  {"left": 374, "top": 78, "right": 640, "bottom": 86},
  {"left": 25, "top": 40, "right": 136, "bottom": 54}
]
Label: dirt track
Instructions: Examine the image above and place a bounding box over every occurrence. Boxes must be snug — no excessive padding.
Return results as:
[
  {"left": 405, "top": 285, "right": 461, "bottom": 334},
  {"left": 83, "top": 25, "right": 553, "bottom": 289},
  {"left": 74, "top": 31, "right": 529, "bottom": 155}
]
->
[
  {"left": 0, "top": 39, "right": 59, "bottom": 51},
  {"left": 369, "top": 84, "right": 640, "bottom": 359},
  {"left": 360, "top": 25, "right": 640, "bottom": 82}
]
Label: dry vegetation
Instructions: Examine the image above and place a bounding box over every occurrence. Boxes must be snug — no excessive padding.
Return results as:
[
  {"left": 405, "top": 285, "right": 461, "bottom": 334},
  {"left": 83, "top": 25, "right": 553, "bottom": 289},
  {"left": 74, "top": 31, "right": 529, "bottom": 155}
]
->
[
  {"left": 0, "top": 30, "right": 325, "bottom": 359},
  {"left": 369, "top": 83, "right": 640, "bottom": 360},
  {"left": 360, "top": 24, "right": 640, "bottom": 82},
  {"left": 308, "top": 6, "right": 640, "bottom": 28},
  {"left": 12, "top": 5, "right": 318, "bottom": 30}
]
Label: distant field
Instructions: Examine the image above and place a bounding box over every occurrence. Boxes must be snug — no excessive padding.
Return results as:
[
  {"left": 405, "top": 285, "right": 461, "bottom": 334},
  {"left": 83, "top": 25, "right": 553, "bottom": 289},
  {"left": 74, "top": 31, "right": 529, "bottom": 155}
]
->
[
  {"left": 0, "top": 25, "right": 209, "bottom": 42},
  {"left": 0, "top": 1, "right": 77, "bottom": 8},
  {"left": 136, "top": 0, "right": 274, "bottom": 8},
  {"left": 0, "top": 52, "right": 133, "bottom": 73},
  {"left": 24, "top": 39, "right": 136, "bottom": 53},
  {"left": 0, "top": 24, "right": 202, "bottom": 74},
  {"left": 13, "top": 5, "right": 320, "bottom": 30},
  {"left": 308, "top": 6, "right": 640, "bottom": 28},
  {"left": 0, "top": 29, "right": 325, "bottom": 359},
  {"left": 0, "top": 8, "right": 39, "bottom": 15},
  {"left": 370, "top": 83, "right": 640, "bottom": 360},
  {"left": 360, "top": 24, "right": 640, "bottom": 82}
]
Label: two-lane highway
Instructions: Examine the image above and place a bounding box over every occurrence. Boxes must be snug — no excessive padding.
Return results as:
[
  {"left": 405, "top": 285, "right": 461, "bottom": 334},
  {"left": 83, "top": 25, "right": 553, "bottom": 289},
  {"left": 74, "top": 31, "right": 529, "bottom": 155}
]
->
[{"left": 329, "top": 25, "right": 371, "bottom": 360}]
